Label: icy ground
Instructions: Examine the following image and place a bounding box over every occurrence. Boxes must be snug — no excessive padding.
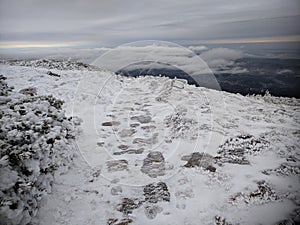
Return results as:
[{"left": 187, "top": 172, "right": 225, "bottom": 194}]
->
[{"left": 0, "top": 60, "right": 299, "bottom": 225}]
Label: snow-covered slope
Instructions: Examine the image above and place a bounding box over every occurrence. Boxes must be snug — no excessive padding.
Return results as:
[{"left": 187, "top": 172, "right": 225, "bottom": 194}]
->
[{"left": 0, "top": 61, "right": 299, "bottom": 225}]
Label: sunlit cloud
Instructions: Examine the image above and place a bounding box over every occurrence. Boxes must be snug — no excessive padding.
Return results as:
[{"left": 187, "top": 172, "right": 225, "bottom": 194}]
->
[{"left": 180, "top": 35, "right": 300, "bottom": 45}]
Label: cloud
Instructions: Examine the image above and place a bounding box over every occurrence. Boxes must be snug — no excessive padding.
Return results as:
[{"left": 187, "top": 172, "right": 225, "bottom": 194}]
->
[
  {"left": 188, "top": 46, "right": 208, "bottom": 52},
  {"left": 91, "top": 42, "right": 218, "bottom": 80},
  {"left": 199, "top": 47, "right": 247, "bottom": 74},
  {"left": 200, "top": 48, "right": 243, "bottom": 62},
  {"left": 0, "top": 0, "right": 299, "bottom": 47},
  {"left": 200, "top": 48, "right": 244, "bottom": 66},
  {"left": 0, "top": 47, "right": 111, "bottom": 63},
  {"left": 0, "top": 44, "right": 249, "bottom": 76}
]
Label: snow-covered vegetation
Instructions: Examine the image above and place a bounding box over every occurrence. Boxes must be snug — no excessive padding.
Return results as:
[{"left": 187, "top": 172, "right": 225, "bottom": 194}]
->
[
  {"left": 0, "top": 75, "right": 75, "bottom": 224},
  {"left": 0, "top": 59, "right": 99, "bottom": 71}
]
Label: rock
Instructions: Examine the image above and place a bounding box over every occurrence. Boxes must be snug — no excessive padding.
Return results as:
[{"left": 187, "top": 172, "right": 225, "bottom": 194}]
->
[
  {"left": 144, "top": 205, "right": 163, "bottom": 219},
  {"left": 143, "top": 182, "right": 170, "bottom": 203},
  {"left": 97, "top": 142, "right": 105, "bottom": 147},
  {"left": 176, "top": 203, "right": 186, "bottom": 210},
  {"left": 141, "top": 125, "right": 156, "bottom": 132},
  {"left": 107, "top": 218, "right": 133, "bottom": 225},
  {"left": 19, "top": 87, "right": 37, "bottom": 96},
  {"left": 206, "top": 165, "right": 216, "bottom": 172},
  {"left": 88, "top": 168, "right": 101, "bottom": 182},
  {"left": 111, "top": 186, "right": 122, "bottom": 196},
  {"left": 215, "top": 215, "right": 232, "bottom": 225},
  {"left": 71, "top": 116, "right": 83, "bottom": 126},
  {"left": 0, "top": 96, "right": 11, "bottom": 104},
  {"left": 183, "top": 152, "right": 216, "bottom": 172},
  {"left": 175, "top": 188, "right": 194, "bottom": 199},
  {"left": 130, "top": 123, "right": 140, "bottom": 128},
  {"left": 106, "top": 160, "right": 128, "bottom": 172},
  {"left": 102, "top": 121, "right": 120, "bottom": 126},
  {"left": 116, "top": 198, "right": 142, "bottom": 215},
  {"left": 141, "top": 151, "right": 165, "bottom": 178},
  {"left": 133, "top": 133, "right": 158, "bottom": 146},
  {"left": 102, "top": 121, "right": 113, "bottom": 126},
  {"left": 118, "top": 145, "right": 129, "bottom": 150},
  {"left": 47, "top": 71, "right": 60, "bottom": 77},
  {"left": 113, "top": 148, "right": 144, "bottom": 155},
  {"left": 131, "top": 115, "right": 152, "bottom": 124},
  {"left": 118, "top": 129, "right": 136, "bottom": 138}
]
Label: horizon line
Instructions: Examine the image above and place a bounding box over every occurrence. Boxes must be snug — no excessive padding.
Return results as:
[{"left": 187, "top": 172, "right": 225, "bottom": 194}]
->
[{"left": 0, "top": 35, "right": 300, "bottom": 49}]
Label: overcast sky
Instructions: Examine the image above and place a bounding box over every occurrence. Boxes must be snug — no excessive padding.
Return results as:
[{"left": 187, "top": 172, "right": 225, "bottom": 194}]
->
[{"left": 0, "top": 0, "right": 299, "bottom": 48}]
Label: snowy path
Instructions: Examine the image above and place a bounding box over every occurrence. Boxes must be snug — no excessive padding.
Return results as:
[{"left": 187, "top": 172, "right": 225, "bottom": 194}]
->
[{"left": 1, "top": 63, "right": 299, "bottom": 224}]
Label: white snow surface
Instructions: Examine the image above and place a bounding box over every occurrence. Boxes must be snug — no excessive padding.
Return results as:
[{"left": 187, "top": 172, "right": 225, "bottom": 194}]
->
[{"left": 0, "top": 61, "right": 299, "bottom": 225}]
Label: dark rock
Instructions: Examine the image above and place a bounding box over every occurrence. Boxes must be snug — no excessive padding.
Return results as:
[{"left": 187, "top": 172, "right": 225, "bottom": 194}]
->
[
  {"left": 118, "top": 129, "right": 136, "bottom": 138},
  {"left": 183, "top": 152, "right": 216, "bottom": 172},
  {"left": 131, "top": 115, "right": 152, "bottom": 124},
  {"left": 46, "top": 138, "right": 55, "bottom": 145},
  {"left": 111, "top": 186, "right": 122, "bottom": 196},
  {"left": 118, "top": 145, "right": 129, "bottom": 150},
  {"left": 133, "top": 133, "right": 158, "bottom": 146},
  {"left": 107, "top": 218, "right": 133, "bottom": 225},
  {"left": 143, "top": 182, "right": 170, "bottom": 203},
  {"left": 106, "top": 160, "right": 128, "bottom": 172},
  {"left": 141, "top": 125, "right": 156, "bottom": 132},
  {"left": 47, "top": 71, "right": 60, "bottom": 77},
  {"left": 144, "top": 205, "right": 163, "bottom": 219},
  {"left": 116, "top": 198, "right": 142, "bottom": 215},
  {"left": 102, "top": 122, "right": 113, "bottom": 126},
  {"left": 97, "top": 142, "right": 105, "bottom": 147},
  {"left": 19, "top": 87, "right": 37, "bottom": 96},
  {"left": 130, "top": 123, "right": 140, "bottom": 128},
  {"left": 102, "top": 121, "right": 120, "bottom": 126},
  {"left": 215, "top": 215, "right": 232, "bottom": 225},
  {"left": 141, "top": 151, "right": 165, "bottom": 178},
  {"left": 206, "top": 165, "right": 216, "bottom": 172},
  {"left": 113, "top": 148, "right": 144, "bottom": 155},
  {"left": 107, "top": 218, "right": 118, "bottom": 225}
]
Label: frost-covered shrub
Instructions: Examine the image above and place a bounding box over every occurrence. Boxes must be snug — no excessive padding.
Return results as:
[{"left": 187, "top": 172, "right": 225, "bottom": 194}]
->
[
  {"left": 216, "top": 135, "right": 269, "bottom": 165},
  {"left": 0, "top": 76, "right": 74, "bottom": 225},
  {"left": 164, "top": 106, "right": 198, "bottom": 140}
]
